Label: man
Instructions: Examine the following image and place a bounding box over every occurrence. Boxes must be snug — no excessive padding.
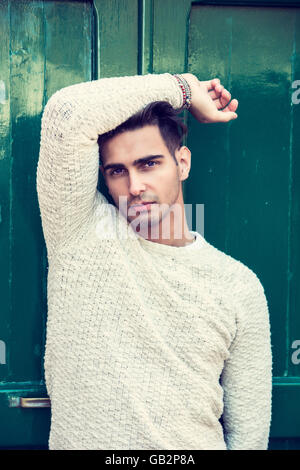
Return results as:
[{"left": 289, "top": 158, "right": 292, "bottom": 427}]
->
[{"left": 36, "top": 72, "right": 272, "bottom": 450}]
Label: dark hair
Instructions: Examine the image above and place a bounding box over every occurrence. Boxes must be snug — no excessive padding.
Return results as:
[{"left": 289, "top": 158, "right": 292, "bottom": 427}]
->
[{"left": 98, "top": 101, "right": 187, "bottom": 166}]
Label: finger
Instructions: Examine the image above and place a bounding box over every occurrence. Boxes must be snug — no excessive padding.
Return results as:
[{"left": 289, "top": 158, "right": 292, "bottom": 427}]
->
[
  {"left": 218, "top": 89, "right": 232, "bottom": 108},
  {"left": 217, "top": 110, "right": 238, "bottom": 122},
  {"left": 215, "top": 83, "right": 225, "bottom": 94},
  {"left": 202, "top": 78, "right": 220, "bottom": 91},
  {"left": 208, "top": 89, "right": 221, "bottom": 100},
  {"left": 222, "top": 98, "right": 239, "bottom": 113},
  {"left": 207, "top": 103, "right": 238, "bottom": 122},
  {"left": 209, "top": 90, "right": 231, "bottom": 109},
  {"left": 208, "top": 86, "right": 224, "bottom": 102},
  {"left": 212, "top": 98, "right": 225, "bottom": 109}
]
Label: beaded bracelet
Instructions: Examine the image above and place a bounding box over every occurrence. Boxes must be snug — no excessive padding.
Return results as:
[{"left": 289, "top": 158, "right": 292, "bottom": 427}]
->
[{"left": 173, "top": 74, "right": 192, "bottom": 109}]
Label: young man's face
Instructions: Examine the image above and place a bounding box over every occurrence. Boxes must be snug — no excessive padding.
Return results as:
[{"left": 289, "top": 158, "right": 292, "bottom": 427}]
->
[{"left": 100, "top": 124, "right": 190, "bottom": 236}]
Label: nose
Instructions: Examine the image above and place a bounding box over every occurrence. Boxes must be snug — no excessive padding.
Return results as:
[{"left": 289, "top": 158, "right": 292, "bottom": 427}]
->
[{"left": 128, "top": 171, "right": 146, "bottom": 196}]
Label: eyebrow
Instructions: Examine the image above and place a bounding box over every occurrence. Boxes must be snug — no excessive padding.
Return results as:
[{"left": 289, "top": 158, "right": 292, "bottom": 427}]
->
[{"left": 102, "top": 154, "right": 165, "bottom": 172}]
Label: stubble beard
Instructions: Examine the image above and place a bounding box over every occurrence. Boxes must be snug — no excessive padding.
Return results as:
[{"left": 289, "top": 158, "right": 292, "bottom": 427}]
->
[{"left": 126, "top": 181, "right": 181, "bottom": 240}]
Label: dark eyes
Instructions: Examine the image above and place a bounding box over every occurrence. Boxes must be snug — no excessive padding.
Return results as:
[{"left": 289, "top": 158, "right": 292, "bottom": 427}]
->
[
  {"left": 110, "top": 168, "right": 124, "bottom": 176},
  {"left": 109, "top": 160, "right": 158, "bottom": 176}
]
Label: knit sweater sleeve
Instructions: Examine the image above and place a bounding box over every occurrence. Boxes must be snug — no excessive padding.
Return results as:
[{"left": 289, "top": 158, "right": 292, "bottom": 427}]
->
[
  {"left": 220, "top": 273, "right": 273, "bottom": 450},
  {"left": 36, "top": 74, "right": 183, "bottom": 260}
]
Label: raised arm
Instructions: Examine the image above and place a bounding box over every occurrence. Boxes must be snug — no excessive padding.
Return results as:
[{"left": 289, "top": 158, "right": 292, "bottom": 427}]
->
[
  {"left": 220, "top": 274, "right": 273, "bottom": 450},
  {"left": 36, "top": 74, "right": 183, "bottom": 261},
  {"left": 36, "top": 73, "right": 237, "bottom": 261}
]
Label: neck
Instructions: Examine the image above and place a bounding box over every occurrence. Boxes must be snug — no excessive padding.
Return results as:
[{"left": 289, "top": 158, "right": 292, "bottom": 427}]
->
[{"left": 145, "top": 191, "right": 195, "bottom": 248}]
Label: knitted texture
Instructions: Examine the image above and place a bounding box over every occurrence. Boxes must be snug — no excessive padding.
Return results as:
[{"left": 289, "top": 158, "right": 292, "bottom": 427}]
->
[{"left": 36, "top": 73, "right": 273, "bottom": 450}]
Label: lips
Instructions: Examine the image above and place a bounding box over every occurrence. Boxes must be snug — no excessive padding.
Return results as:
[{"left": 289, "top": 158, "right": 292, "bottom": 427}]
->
[
  {"left": 130, "top": 201, "right": 155, "bottom": 208},
  {"left": 129, "top": 202, "right": 156, "bottom": 212}
]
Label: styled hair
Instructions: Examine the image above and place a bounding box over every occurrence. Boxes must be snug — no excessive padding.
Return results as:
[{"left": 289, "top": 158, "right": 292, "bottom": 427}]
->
[{"left": 98, "top": 101, "right": 187, "bottom": 165}]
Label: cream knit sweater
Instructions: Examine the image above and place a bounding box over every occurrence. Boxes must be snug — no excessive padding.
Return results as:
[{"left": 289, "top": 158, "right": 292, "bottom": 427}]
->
[{"left": 36, "top": 73, "right": 273, "bottom": 450}]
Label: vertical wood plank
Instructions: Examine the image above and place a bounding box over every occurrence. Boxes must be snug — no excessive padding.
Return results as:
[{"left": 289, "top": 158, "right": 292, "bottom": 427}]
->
[
  {"left": 44, "top": 0, "right": 92, "bottom": 100},
  {"left": 151, "top": 0, "right": 192, "bottom": 204},
  {"left": 138, "top": 0, "right": 153, "bottom": 75},
  {"left": 228, "top": 6, "right": 293, "bottom": 380},
  {"left": 152, "top": 0, "right": 191, "bottom": 74},
  {"left": 9, "top": 0, "right": 46, "bottom": 381},
  {"left": 0, "top": 0, "right": 93, "bottom": 448},
  {"left": 187, "top": 5, "right": 294, "bottom": 377},
  {"left": 94, "top": 0, "right": 139, "bottom": 78},
  {"left": 289, "top": 11, "right": 300, "bottom": 377},
  {"left": 0, "top": 0, "right": 10, "bottom": 381},
  {"left": 187, "top": 6, "right": 233, "bottom": 241}
]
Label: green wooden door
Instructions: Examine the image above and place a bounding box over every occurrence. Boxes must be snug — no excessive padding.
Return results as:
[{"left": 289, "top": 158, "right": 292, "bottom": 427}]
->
[
  {"left": 0, "top": 0, "right": 299, "bottom": 449},
  {"left": 185, "top": 2, "right": 300, "bottom": 450},
  {"left": 0, "top": 0, "right": 93, "bottom": 448}
]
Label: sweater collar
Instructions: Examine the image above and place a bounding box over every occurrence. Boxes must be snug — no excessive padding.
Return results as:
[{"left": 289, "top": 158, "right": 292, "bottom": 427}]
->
[
  {"left": 114, "top": 207, "right": 211, "bottom": 259},
  {"left": 134, "top": 230, "right": 210, "bottom": 259}
]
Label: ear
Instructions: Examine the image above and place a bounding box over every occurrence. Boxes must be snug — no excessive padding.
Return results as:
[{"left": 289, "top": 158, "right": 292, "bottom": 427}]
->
[{"left": 176, "top": 146, "right": 191, "bottom": 182}]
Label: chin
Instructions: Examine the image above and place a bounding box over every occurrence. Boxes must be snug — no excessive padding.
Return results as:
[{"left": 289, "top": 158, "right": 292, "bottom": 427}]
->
[{"left": 129, "top": 213, "right": 161, "bottom": 237}]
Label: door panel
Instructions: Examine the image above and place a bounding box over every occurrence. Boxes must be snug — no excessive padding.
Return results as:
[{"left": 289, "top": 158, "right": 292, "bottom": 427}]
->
[
  {"left": 0, "top": 0, "right": 92, "bottom": 448},
  {"left": 185, "top": 4, "right": 300, "bottom": 447}
]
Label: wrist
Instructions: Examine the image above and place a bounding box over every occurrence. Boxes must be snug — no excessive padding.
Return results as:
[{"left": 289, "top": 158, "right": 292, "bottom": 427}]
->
[{"left": 173, "top": 74, "right": 192, "bottom": 109}]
